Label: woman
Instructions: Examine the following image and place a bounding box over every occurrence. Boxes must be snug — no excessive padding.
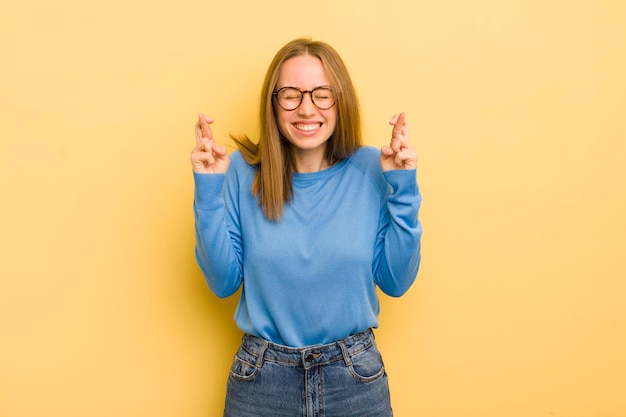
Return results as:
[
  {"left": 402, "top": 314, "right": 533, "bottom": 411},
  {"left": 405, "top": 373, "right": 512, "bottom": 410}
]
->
[{"left": 191, "top": 38, "right": 422, "bottom": 417}]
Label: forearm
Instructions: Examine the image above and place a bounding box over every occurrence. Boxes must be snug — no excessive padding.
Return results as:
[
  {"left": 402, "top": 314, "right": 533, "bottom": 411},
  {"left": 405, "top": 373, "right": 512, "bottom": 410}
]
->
[
  {"left": 375, "top": 169, "right": 422, "bottom": 297},
  {"left": 193, "top": 172, "right": 243, "bottom": 298}
]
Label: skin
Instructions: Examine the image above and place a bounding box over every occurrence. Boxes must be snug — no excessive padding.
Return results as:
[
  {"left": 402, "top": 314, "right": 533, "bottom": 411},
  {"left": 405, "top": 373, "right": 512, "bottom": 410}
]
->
[
  {"left": 191, "top": 114, "right": 229, "bottom": 174},
  {"left": 380, "top": 111, "right": 417, "bottom": 171},
  {"left": 273, "top": 55, "right": 338, "bottom": 173},
  {"left": 190, "top": 58, "right": 417, "bottom": 174}
]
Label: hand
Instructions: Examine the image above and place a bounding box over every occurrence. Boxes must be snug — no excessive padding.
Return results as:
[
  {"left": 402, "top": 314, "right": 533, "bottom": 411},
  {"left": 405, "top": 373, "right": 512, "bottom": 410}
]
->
[
  {"left": 190, "top": 113, "right": 230, "bottom": 174},
  {"left": 380, "top": 112, "right": 417, "bottom": 171}
]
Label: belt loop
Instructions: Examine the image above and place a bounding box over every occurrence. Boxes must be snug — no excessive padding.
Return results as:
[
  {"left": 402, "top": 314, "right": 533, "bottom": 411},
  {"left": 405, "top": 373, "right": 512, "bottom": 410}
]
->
[
  {"left": 255, "top": 340, "right": 269, "bottom": 368},
  {"left": 338, "top": 340, "right": 352, "bottom": 367}
]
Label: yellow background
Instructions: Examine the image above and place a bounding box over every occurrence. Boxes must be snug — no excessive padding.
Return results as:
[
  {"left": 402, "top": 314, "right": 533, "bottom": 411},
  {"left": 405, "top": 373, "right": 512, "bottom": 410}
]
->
[{"left": 1, "top": 0, "right": 625, "bottom": 416}]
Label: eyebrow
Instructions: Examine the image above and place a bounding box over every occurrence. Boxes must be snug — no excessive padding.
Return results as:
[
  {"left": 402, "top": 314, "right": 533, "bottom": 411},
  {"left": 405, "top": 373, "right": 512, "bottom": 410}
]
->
[{"left": 274, "top": 85, "right": 333, "bottom": 90}]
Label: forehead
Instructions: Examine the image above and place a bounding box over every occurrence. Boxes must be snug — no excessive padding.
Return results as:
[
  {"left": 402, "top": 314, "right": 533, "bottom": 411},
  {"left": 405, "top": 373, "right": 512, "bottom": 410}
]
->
[{"left": 277, "top": 54, "right": 330, "bottom": 88}]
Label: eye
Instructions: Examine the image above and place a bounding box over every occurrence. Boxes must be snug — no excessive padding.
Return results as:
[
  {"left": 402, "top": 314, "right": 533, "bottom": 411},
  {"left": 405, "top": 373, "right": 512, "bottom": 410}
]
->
[
  {"left": 313, "top": 87, "right": 334, "bottom": 100},
  {"left": 279, "top": 88, "right": 301, "bottom": 101}
]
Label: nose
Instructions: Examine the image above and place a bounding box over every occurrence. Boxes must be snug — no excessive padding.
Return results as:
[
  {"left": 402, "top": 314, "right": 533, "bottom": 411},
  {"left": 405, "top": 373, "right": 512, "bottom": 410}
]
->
[{"left": 297, "top": 91, "right": 316, "bottom": 115}]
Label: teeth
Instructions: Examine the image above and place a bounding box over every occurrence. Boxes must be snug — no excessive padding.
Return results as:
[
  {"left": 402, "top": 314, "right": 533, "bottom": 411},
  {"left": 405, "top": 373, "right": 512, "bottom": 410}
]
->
[{"left": 295, "top": 123, "right": 320, "bottom": 131}]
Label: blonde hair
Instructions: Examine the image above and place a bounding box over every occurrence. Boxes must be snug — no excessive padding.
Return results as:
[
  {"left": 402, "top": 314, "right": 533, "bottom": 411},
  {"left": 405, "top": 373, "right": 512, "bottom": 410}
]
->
[{"left": 233, "top": 38, "right": 362, "bottom": 221}]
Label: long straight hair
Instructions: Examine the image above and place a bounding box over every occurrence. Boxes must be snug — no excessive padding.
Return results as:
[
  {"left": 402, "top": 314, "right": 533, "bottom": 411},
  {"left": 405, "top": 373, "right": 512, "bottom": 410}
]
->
[{"left": 232, "top": 38, "right": 362, "bottom": 221}]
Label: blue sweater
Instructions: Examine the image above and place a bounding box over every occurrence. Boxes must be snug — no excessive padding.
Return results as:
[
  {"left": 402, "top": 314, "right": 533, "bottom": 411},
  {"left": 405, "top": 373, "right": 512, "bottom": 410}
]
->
[{"left": 194, "top": 146, "right": 422, "bottom": 347}]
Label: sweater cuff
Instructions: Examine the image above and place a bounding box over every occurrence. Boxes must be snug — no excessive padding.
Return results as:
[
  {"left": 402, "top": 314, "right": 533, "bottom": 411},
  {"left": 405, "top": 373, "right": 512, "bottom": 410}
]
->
[
  {"left": 383, "top": 169, "right": 418, "bottom": 195},
  {"left": 193, "top": 172, "right": 226, "bottom": 209}
]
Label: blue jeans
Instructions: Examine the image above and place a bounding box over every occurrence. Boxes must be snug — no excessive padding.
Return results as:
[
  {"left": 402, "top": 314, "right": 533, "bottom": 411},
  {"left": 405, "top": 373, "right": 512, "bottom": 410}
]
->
[{"left": 223, "top": 329, "right": 393, "bottom": 417}]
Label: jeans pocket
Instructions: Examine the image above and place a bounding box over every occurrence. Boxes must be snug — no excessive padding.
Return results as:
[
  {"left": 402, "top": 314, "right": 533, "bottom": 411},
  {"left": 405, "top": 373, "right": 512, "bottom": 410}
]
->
[
  {"left": 229, "top": 346, "right": 260, "bottom": 382},
  {"left": 347, "top": 343, "right": 386, "bottom": 383}
]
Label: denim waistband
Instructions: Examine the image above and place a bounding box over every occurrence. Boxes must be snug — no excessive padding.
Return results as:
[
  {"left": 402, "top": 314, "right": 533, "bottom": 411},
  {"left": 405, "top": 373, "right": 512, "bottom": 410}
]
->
[{"left": 240, "top": 329, "right": 376, "bottom": 368}]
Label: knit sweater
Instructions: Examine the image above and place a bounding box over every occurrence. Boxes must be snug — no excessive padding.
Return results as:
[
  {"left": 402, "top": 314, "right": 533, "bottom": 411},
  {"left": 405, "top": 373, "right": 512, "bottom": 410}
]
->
[{"left": 193, "top": 146, "right": 422, "bottom": 347}]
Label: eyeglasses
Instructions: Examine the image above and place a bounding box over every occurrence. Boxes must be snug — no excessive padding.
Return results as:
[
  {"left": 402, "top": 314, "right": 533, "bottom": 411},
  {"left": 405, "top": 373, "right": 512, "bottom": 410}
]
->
[{"left": 272, "top": 86, "right": 337, "bottom": 111}]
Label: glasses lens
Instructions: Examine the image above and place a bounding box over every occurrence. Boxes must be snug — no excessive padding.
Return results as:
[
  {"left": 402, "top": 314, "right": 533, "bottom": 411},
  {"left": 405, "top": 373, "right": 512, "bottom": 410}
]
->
[
  {"left": 312, "top": 87, "right": 336, "bottom": 110},
  {"left": 277, "top": 88, "right": 302, "bottom": 110},
  {"left": 275, "top": 87, "right": 336, "bottom": 110}
]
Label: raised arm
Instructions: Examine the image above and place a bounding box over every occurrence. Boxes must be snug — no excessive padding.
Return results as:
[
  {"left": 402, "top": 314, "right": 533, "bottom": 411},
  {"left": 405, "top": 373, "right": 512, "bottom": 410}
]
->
[
  {"left": 191, "top": 114, "right": 242, "bottom": 297},
  {"left": 375, "top": 112, "right": 422, "bottom": 296}
]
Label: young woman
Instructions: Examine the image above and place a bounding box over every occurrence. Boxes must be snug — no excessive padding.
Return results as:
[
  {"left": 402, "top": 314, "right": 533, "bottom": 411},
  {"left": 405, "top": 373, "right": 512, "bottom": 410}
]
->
[{"left": 191, "top": 38, "right": 422, "bottom": 417}]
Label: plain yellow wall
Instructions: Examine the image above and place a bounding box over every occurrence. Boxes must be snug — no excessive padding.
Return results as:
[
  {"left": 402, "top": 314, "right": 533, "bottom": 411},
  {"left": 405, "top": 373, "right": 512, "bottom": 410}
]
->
[{"left": 1, "top": 0, "right": 625, "bottom": 416}]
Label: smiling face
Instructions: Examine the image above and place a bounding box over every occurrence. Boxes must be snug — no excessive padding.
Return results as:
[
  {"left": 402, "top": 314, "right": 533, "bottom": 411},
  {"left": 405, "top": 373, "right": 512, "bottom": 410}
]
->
[{"left": 274, "top": 54, "right": 338, "bottom": 171}]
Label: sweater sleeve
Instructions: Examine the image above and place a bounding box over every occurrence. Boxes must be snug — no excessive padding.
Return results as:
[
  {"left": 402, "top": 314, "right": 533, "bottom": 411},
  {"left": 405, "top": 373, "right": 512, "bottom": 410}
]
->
[
  {"left": 193, "top": 171, "right": 243, "bottom": 298},
  {"left": 373, "top": 169, "right": 422, "bottom": 297}
]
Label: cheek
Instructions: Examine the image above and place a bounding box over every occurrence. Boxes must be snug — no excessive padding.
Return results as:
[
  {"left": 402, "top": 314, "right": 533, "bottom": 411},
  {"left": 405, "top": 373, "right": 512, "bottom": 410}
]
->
[
  {"left": 275, "top": 112, "right": 290, "bottom": 136},
  {"left": 326, "top": 112, "right": 338, "bottom": 132}
]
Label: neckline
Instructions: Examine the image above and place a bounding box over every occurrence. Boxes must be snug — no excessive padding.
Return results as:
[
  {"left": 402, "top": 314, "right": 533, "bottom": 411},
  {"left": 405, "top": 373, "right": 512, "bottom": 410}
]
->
[{"left": 292, "top": 157, "right": 349, "bottom": 183}]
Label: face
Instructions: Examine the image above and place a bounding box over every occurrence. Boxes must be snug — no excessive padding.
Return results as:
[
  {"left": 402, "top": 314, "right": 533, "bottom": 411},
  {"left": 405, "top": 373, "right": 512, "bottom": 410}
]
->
[{"left": 274, "top": 54, "right": 337, "bottom": 162}]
